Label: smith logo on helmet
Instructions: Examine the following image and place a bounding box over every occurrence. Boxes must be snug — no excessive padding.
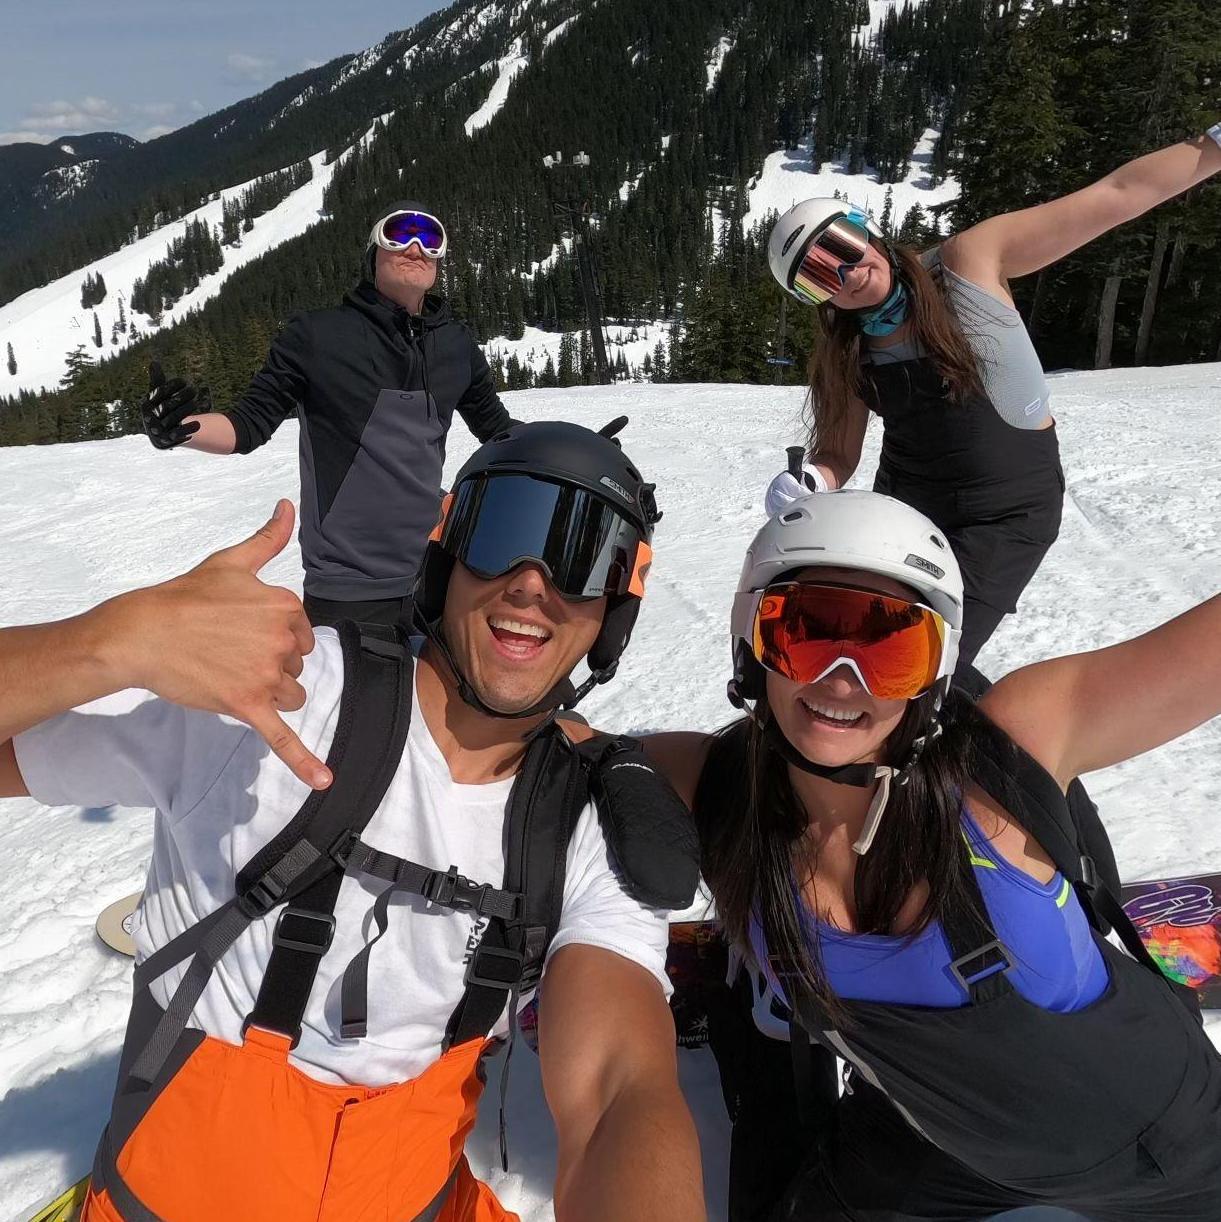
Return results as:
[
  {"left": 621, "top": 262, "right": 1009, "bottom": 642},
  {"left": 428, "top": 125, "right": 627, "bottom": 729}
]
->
[
  {"left": 904, "top": 553, "right": 945, "bottom": 580},
  {"left": 780, "top": 224, "right": 806, "bottom": 257},
  {"left": 600, "top": 475, "right": 634, "bottom": 504}
]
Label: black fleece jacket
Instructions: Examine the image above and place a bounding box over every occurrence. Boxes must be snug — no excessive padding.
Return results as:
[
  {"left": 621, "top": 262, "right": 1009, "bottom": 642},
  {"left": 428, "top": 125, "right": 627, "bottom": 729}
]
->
[{"left": 226, "top": 282, "right": 512, "bottom": 600}]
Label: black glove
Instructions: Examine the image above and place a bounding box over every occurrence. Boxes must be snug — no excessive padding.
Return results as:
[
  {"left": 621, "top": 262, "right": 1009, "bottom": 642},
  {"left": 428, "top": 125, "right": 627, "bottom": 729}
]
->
[{"left": 143, "top": 360, "right": 209, "bottom": 450}]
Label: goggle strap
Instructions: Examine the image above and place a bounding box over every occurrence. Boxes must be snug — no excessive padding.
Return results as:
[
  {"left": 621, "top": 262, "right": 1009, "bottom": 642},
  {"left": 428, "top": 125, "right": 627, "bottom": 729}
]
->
[
  {"left": 628, "top": 541, "right": 653, "bottom": 598},
  {"left": 429, "top": 493, "right": 454, "bottom": 543}
]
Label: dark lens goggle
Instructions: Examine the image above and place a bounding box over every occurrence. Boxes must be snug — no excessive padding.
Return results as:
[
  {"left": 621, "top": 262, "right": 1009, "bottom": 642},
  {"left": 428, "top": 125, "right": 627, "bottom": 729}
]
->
[
  {"left": 752, "top": 582, "right": 947, "bottom": 700},
  {"left": 438, "top": 474, "right": 650, "bottom": 602},
  {"left": 790, "top": 217, "right": 871, "bottom": 306},
  {"left": 380, "top": 211, "right": 447, "bottom": 256}
]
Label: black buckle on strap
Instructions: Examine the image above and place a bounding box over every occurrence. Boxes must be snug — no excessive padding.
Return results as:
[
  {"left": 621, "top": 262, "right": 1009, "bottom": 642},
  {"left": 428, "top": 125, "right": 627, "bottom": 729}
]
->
[
  {"left": 1079, "top": 854, "right": 1099, "bottom": 892},
  {"left": 273, "top": 907, "right": 336, "bottom": 955},
  {"left": 425, "top": 865, "right": 490, "bottom": 912},
  {"left": 949, "top": 939, "right": 1011, "bottom": 990},
  {"left": 239, "top": 872, "right": 288, "bottom": 918},
  {"left": 464, "top": 946, "right": 524, "bottom": 991}
]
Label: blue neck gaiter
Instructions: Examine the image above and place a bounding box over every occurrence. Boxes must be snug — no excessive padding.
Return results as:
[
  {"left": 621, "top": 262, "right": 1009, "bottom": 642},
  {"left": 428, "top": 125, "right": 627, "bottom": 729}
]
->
[{"left": 857, "top": 279, "right": 909, "bottom": 337}]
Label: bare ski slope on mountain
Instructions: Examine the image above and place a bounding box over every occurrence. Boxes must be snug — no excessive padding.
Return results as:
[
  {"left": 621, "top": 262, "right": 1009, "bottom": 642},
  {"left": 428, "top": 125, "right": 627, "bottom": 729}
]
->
[{"left": 1, "top": 366, "right": 1220, "bottom": 1218}]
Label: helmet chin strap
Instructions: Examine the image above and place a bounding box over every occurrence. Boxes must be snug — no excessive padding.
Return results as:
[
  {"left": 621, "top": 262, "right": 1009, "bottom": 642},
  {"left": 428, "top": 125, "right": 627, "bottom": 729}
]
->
[{"left": 414, "top": 610, "right": 604, "bottom": 722}]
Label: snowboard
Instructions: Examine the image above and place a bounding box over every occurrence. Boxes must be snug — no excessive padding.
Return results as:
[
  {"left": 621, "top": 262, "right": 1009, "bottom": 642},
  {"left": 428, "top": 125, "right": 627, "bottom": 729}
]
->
[
  {"left": 25, "top": 1176, "right": 88, "bottom": 1222},
  {"left": 1119, "top": 872, "right": 1221, "bottom": 1007},
  {"left": 95, "top": 890, "right": 141, "bottom": 957}
]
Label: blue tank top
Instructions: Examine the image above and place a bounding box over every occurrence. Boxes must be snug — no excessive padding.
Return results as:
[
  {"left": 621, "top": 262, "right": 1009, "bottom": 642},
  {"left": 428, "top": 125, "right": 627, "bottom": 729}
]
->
[{"left": 752, "top": 811, "right": 1109, "bottom": 1014}]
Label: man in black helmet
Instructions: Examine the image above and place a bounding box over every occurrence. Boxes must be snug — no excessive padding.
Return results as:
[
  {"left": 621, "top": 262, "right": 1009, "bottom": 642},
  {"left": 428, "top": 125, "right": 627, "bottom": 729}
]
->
[
  {"left": 3, "top": 420, "right": 705, "bottom": 1222},
  {"left": 141, "top": 200, "right": 514, "bottom": 629}
]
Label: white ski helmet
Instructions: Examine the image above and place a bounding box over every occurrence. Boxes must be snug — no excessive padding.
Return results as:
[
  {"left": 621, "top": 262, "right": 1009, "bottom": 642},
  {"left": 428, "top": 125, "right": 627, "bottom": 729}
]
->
[
  {"left": 767, "top": 198, "right": 884, "bottom": 302},
  {"left": 730, "top": 489, "right": 964, "bottom": 704}
]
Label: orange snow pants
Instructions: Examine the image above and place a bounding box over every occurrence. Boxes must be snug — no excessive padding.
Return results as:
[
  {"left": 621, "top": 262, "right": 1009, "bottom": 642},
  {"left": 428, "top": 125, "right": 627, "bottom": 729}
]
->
[{"left": 82, "top": 1023, "right": 517, "bottom": 1222}]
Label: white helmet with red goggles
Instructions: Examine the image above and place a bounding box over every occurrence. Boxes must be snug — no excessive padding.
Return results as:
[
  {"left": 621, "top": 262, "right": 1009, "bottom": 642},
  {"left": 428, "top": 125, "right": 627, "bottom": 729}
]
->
[{"left": 730, "top": 489, "right": 964, "bottom": 701}]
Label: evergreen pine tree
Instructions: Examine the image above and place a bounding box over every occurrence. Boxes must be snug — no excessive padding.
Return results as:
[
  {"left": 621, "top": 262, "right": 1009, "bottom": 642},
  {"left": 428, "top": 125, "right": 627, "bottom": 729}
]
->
[
  {"left": 93, "top": 312, "right": 103, "bottom": 349},
  {"left": 5, "top": 343, "right": 14, "bottom": 377}
]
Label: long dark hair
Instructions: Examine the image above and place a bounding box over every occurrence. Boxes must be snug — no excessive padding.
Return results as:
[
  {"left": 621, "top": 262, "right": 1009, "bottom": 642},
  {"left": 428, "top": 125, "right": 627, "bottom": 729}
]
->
[
  {"left": 697, "top": 687, "right": 1016, "bottom": 1020},
  {"left": 804, "top": 243, "right": 984, "bottom": 462}
]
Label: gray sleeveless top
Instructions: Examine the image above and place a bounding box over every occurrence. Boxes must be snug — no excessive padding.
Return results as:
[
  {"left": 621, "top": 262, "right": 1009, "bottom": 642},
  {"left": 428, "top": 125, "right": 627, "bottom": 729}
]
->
[{"left": 862, "top": 248, "right": 1052, "bottom": 430}]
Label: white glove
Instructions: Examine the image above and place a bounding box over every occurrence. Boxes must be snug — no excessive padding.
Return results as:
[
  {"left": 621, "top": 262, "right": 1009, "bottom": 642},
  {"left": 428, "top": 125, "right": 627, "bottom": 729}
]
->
[
  {"left": 1207, "top": 122, "right": 1221, "bottom": 151},
  {"left": 764, "top": 463, "right": 829, "bottom": 517}
]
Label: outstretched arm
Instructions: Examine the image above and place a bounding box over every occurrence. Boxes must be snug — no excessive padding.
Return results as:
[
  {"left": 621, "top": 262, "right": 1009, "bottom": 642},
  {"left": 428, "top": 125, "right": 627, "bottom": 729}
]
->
[
  {"left": 945, "top": 132, "right": 1221, "bottom": 289},
  {"left": 540, "top": 945, "right": 705, "bottom": 1222},
  {"left": 981, "top": 592, "right": 1221, "bottom": 790},
  {"left": 0, "top": 502, "right": 332, "bottom": 796}
]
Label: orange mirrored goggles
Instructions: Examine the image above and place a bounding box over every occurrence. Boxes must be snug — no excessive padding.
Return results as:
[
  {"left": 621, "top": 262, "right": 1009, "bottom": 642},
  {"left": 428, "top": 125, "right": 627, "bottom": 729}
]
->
[{"left": 751, "top": 582, "right": 949, "bottom": 700}]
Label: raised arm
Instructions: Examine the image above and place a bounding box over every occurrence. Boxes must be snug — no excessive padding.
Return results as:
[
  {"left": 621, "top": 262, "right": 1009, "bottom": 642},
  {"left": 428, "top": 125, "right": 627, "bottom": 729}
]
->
[
  {"left": 0, "top": 502, "right": 331, "bottom": 796},
  {"left": 981, "top": 592, "right": 1221, "bottom": 790},
  {"left": 540, "top": 945, "right": 705, "bottom": 1222},
  {"left": 945, "top": 132, "right": 1221, "bottom": 289},
  {"left": 809, "top": 389, "right": 869, "bottom": 490}
]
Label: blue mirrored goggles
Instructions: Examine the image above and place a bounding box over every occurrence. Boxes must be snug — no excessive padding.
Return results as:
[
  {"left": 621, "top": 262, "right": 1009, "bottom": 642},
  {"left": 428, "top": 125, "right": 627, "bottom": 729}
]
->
[{"left": 372, "top": 210, "right": 448, "bottom": 259}]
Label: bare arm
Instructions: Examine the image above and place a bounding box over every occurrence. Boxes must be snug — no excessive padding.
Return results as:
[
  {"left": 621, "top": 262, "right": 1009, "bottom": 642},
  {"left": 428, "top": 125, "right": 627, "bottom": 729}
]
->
[
  {"left": 0, "top": 502, "right": 332, "bottom": 797},
  {"left": 945, "top": 135, "right": 1221, "bottom": 291},
  {"left": 540, "top": 945, "right": 705, "bottom": 1222},
  {"left": 980, "top": 592, "right": 1221, "bottom": 790},
  {"left": 182, "top": 411, "right": 238, "bottom": 454},
  {"left": 809, "top": 392, "right": 869, "bottom": 490}
]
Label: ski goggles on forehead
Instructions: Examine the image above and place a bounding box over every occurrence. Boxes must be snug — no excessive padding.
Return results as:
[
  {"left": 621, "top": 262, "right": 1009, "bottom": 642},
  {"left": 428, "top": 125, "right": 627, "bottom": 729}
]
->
[
  {"left": 431, "top": 473, "right": 652, "bottom": 602},
  {"left": 737, "top": 582, "right": 949, "bottom": 700},
  {"left": 371, "top": 210, "right": 448, "bottom": 259},
  {"left": 790, "top": 216, "right": 872, "bottom": 306}
]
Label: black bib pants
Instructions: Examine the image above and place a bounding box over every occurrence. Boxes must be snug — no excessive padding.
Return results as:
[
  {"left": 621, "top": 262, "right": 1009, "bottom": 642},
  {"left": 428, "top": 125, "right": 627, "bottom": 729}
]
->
[{"left": 864, "top": 356, "right": 1065, "bottom": 675}]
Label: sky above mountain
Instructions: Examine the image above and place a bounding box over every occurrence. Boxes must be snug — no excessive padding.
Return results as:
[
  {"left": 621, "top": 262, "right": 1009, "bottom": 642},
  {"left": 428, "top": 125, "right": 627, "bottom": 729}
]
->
[{"left": 1, "top": 0, "right": 445, "bottom": 146}]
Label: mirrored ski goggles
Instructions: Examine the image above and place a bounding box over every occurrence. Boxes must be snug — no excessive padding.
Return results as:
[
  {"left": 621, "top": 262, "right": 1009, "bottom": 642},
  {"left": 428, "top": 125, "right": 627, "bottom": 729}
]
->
[
  {"left": 371, "top": 210, "right": 448, "bottom": 259},
  {"left": 431, "top": 473, "right": 652, "bottom": 602},
  {"left": 738, "top": 582, "right": 948, "bottom": 700},
  {"left": 790, "top": 217, "right": 872, "bottom": 306}
]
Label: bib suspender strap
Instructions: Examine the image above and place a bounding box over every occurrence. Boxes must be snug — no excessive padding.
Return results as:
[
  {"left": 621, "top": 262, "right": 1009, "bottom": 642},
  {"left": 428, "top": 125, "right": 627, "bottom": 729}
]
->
[{"left": 969, "top": 730, "right": 1175, "bottom": 985}]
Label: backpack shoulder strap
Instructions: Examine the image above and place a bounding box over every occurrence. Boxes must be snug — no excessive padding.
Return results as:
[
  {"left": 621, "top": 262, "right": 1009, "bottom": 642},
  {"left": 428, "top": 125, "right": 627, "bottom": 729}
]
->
[
  {"left": 445, "top": 722, "right": 584, "bottom": 1049},
  {"left": 129, "top": 620, "right": 414, "bottom": 1082},
  {"left": 578, "top": 732, "right": 701, "bottom": 911},
  {"left": 969, "top": 723, "right": 1192, "bottom": 1000},
  {"left": 243, "top": 620, "right": 416, "bottom": 1044}
]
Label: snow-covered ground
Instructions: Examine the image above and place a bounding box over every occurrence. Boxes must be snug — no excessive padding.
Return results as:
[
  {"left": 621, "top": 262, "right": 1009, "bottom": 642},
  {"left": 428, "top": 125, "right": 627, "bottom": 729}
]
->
[
  {"left": 1, "top": 364, "right": 1220, "bottom": 1219},
  {"left": 743, "top": 126, "right": 959, "bottom": 235},
  {"left": 484, "top": 321, "right": 668, "bottom": 379}
]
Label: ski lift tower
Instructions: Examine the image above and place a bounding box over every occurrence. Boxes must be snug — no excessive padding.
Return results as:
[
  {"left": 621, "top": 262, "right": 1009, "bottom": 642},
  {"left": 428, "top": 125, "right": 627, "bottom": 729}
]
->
[{"left": 542, "top": 150, "right": 612, "bottom": 385}]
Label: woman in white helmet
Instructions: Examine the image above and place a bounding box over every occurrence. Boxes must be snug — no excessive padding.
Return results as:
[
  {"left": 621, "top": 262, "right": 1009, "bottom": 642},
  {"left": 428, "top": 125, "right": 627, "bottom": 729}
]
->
[
  {"left": 765, "top": 130, "right": 1221, "bottom": 673},
  {"left": 646, "top": 490, "right": 1221, "bottom": 1221}
]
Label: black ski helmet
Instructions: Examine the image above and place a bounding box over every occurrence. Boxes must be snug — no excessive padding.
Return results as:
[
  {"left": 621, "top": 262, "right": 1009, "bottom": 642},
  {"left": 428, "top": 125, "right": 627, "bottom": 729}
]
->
[{"left": 413, "top": 417, "right": 661, "bottom": 718}]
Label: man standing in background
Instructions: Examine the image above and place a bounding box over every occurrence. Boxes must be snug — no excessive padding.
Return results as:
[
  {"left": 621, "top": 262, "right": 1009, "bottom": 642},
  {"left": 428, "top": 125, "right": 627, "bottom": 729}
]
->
[{"left": 141, "top": 200, "right": 514, "bottom": 628}]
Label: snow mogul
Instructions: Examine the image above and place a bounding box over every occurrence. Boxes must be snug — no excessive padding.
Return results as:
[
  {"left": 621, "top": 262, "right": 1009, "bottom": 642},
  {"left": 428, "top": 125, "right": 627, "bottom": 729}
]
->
[
  {"left": 765, "top": 126, "right": 1221, "bottom": 673},
  {"left": 646, "top": 490, "right": 1221, "bottom": 1220},
  {"left": 2, "top": 421, "right": 705, "bottom": 1222}
]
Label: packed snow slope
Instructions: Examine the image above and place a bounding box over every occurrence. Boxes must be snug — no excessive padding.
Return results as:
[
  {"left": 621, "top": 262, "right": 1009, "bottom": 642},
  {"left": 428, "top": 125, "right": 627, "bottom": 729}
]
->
[{"left": 1, "top": 366, "right": 1220, "bottom": 1219}]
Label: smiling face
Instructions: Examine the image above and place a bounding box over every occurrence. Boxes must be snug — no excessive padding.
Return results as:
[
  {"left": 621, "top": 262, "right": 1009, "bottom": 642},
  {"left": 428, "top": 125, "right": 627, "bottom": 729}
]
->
[
  {"left": 764, "top": 566, "right": 921, "bottom": 768},
  {"left": 826, "top": 239, "right": 893, "bottom": 311},
  {"left": 441, "top": 560, "right": 606, "bottom": 715},
  {"left": 374, "top": 244, "right": 439, "bottom": 311}
]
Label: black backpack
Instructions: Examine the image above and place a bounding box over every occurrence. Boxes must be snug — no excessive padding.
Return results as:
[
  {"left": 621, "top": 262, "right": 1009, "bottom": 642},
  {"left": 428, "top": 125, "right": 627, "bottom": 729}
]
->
[{"left": 124, "top": 620, "right": 700, "bottom": 1136}]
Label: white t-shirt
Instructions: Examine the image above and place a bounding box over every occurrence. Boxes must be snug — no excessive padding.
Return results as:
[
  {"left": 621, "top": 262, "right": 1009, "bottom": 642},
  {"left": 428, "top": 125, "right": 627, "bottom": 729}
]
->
[{"left": 14, "top": 629, "right": 671, "bottom": 1087}]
